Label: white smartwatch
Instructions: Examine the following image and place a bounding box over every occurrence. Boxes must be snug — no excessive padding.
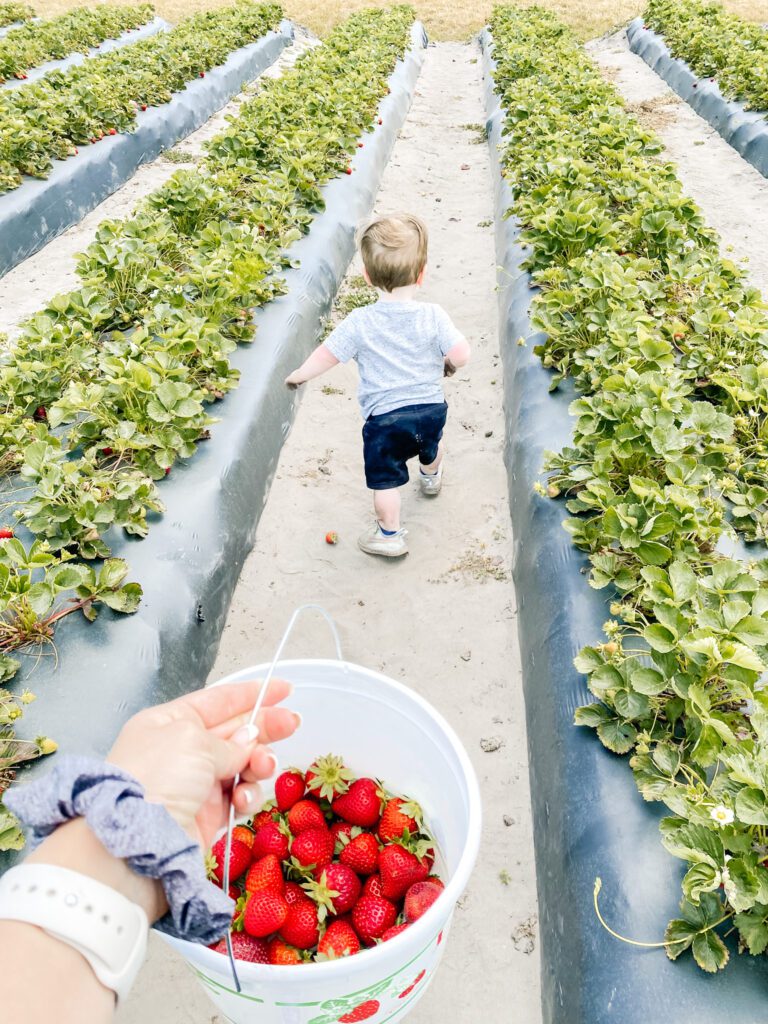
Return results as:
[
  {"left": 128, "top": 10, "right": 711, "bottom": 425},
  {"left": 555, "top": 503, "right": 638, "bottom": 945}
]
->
[{"left": 0, "top": 863, "right": 149, "bottom": 1003}]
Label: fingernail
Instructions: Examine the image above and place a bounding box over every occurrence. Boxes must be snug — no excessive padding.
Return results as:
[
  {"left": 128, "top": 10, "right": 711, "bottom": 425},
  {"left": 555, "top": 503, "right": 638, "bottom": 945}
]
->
[
  {"left": 266, "top": 752, "right": 279, "bottom": 777},
  {"left": 292, "top": 712, "right": 303, "bottom": 729},
  {"left": 233, "top": 723, "right": 259, "bottom": 746},
  {"left": 241, "top": 788, "right": 254, "bottom": 807}
]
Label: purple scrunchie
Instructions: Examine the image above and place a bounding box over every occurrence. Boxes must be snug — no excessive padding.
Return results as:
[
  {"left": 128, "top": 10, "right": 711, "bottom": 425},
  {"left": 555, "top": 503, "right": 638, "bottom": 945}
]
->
[{"left": 4, "top": 755, "right": 232, "bottom": 944}]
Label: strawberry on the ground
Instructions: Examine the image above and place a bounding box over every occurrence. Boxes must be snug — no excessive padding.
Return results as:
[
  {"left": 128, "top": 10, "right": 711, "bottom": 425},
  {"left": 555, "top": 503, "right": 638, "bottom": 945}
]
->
[
  {"left": 268, "top": 937, "right": 304, "bottom": 965},
  {"left": 332, "top": 778, "right": 383, "bottom": 828},
  {"left": 245, "top": 853, "right": 284, "bottom": 896},
  {"left": 378, "top": 797, "right": 423, "bottom": 844},
  {"left": 351, "top": 895, "right": 397, "bottom": 945},
  {"left": 212, "top": 932, "right": 270, "bottom": 964},
  {"left": 325, "top": 531, "right": 338, "bottom": 545},
  {"left": 280, "top": 898, "right": 320, "bottom": 950},
  {"left": 317, "top": 918, "right": 361, "bottom": 960},
  {"left": 339, "top": 830, "right": 379, "bottom": 876},
  {"left": 304, "top": 863, "right": 361, "bottom": 919},
  {"left": 331, "top": 821, "right": 355, "bottom": 851},
  {"left": 252, "top": 821, "right": 289, "bottom": 861},
  {"left": 379, "top": 844, "right": 429, "bottom": 902},
  {"left": 284, "top": 881, "right": 307, "bottom": 906},
  {"left": 362, "top": 874, "right": 385, "bottom": 899},
  {"left": 381, "top": 922, "right": 410, "bottom": 942},
  {"left": 290, "top": 828, "right": 335, "bottom": 870},
  {"left": 339, "top": 999, "right": 380, "bottom": 1022},
  {"left": 243, "top": 890, "right": 289, "bottom": 937},
  {"left": 399, "top": 970, "right": 426, "bottom": 999},
  {"left": 232, "top": 825, "right": 255, "bottom": 849},
  {"left": 305, "top": 754, "right": 353, "bottom": 801},
  {"left": 208, "top": 836, "right": 252, "bottom": 886},
  {"left": 275, "top": 769, "right": 306, "bottom": 812},
  {"left": 404, "top": 880, "right": 443, "bottom": 922},
  {"left": 287, "top": 799, "right": 327, "bottom": 835}
]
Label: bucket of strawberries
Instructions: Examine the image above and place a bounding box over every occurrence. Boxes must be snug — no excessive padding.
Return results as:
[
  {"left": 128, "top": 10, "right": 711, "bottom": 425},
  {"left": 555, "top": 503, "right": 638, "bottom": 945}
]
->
[{"left": 161, "top": 656, "right": 481, "bottom": 1024}]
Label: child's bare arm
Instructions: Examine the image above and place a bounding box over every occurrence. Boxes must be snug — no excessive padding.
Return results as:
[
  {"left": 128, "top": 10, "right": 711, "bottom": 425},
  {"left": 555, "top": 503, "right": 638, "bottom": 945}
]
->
[
  {"left": 285, "top": 344, "right": 340, "bottom": 389},
  {"left": 444, "top": 337, "right": 471, "bottom": 375}
]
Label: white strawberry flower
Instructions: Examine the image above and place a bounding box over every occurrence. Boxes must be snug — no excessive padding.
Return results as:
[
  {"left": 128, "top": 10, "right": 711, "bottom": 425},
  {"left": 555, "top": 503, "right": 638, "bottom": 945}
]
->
[{"left": 710, "top": 805, "right": 734, "bottom": 827}]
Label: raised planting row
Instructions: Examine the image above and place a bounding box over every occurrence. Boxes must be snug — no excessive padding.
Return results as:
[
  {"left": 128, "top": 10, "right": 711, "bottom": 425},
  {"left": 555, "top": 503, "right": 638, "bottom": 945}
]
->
[
  {"left": 489, "top": 2, "right": 768, "bottom": 984},
  {"left": 0, "top": 5, "right": 422, "bottom": 852},
  {"left": 643, "top": 0, "right": 768, "bottom": 113},
  {"left": 0, "top": 3, "right": 33, "bottom": 30},
  {"left": 0, "top": 1, "right": 282, "bottom": 193},
  {"left": 0, "top": 3, "right": 153, "bottom": 83}
]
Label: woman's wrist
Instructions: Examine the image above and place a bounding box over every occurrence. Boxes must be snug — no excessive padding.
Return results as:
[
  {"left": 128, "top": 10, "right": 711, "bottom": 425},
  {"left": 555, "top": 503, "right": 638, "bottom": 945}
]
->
[{"left": 26, "top": 819, "right": 167, "bottom": 923}]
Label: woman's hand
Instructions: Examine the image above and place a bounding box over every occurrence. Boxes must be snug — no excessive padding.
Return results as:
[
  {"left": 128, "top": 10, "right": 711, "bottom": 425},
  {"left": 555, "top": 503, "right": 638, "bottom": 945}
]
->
[{"left": 106, "top": 679, "right": 299, "bottom": 850}]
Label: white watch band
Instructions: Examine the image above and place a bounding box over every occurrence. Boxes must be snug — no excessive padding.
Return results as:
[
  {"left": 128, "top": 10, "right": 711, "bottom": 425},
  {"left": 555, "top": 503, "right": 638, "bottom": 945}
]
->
[{"left": 0, "top": 863, "right": 149, "bottom": 1003}]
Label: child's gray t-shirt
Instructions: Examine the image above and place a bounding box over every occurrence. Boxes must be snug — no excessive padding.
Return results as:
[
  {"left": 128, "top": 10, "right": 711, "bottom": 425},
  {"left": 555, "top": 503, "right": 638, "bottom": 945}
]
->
[{"left": 323, "top": 299, "right": 464, "bottom": 419}]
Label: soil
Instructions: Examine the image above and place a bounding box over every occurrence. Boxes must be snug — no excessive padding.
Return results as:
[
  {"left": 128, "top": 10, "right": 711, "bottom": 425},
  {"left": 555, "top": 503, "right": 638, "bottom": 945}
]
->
[{"left": 117, "top": 40, "right": 541, "bottom": 1024}]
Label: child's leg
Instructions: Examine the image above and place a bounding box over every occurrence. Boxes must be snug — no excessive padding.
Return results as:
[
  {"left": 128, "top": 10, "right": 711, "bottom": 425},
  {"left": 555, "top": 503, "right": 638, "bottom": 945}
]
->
[
  {"left": 420, "top": 440, "right": 444, "bottom": 476},
  {"left": 373, "top": 487, "right": 402, "bottom": 532}
]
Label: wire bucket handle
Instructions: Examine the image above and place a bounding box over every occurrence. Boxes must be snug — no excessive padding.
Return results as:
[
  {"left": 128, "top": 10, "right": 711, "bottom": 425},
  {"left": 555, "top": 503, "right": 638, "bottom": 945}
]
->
[{"left": 221, "top": 604, "right": 348, "bottom": 991}]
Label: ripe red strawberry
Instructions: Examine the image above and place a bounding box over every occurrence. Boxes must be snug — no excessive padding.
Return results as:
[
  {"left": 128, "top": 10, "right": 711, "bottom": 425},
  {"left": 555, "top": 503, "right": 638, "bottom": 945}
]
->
[
  {"left": 378, "top": 118, "right": 383, "bottom": 125},
  {"left": 325, "top": 531, "right": 338, "bottom": 545},
  {"left": 268, "top": 937, "right": 303, "bottom": 965},
  {"left": 250, "top": 808, "right": 277, "bottom": 830},
  {"left": 140, "top": 103, "right": 147, "bottom": 111},
  {"left": 351, "top": 895, "right": 397, "bottom": 945},
  {"left": 252, "top": 821, "right": 289, "bottom": 861},
  {"left": 101, "top": 446, "right": 113, "bottom": 456},
  {"left": 340, "top": 831, "right": 379, "bottom": 876},
  {"left": 33, "top": 405, "right": 47, "bottom": 421},
  {"left": 108, "top": 128, "right": 117, "bottom": 136},
  {"left": 199, "top": 70, "right": 205, "bottom": 77},
  {"left": 0, "top": 528, "right": 14, "bottom": 539},
  {"left": 305, "top": 863, "right": 361, "bottom": 918},
  {"left": 378, "top": 845, "right": 429, "bottom": 902},
  {"left": 275, "top": 769, "right": 306, "bottom": 812},
  {"left": 213, "top": 932, "right": 270, "bottom": 963},
  {"left": 279, "top": 898, "right": 320, "bottom": 949},
  {"left": 209, "top": 836, "right": 252, "bottom": 886},
  {"left": 357, "top": 142, "right": 364, "bottom": 148},
  {"left": 362, "top": 874, "right": 385, "bottom": 899},
  {"left": 284, "top": 881, "right": 307, "bottom": 906},
  {"left": 317, "top": 918, "right": 361, "bottom": 960},
  {"left": 243, "top": 890, "right": 288, "bottom": 937},
  {"left": 164, "top": 467, "right": 171, "bottom": 476},
  {"left": 287, "top": 799, "right": 326, "bottom": 835},
  {"left": 339, "top": 1000, "right": 380, "bottom": 1022},
  {"left": 232, "top": 825, "right": 255, "bottom": 849},
  {"left": 404, "top": 880, "right": 443, "bottom": 922},
  {"left": 399, "top": 970, "right": 426, "bottom": 998},
  {"left": 426, "top": 874, "right": 445, "bottom": 890},
  {"left": 291, "top": 828, "right": 334, "bottom": 870},
  {"left": 331, "top": 821, "right": 355, "bottom": 850},
  {"left": 305, "top": 754, "right": 353, "bottom": 800},
  {"left": 381, "top": 922, "right": 410, "bottom": 942},
  {"left": 378, "top": 798, "right": 422, "bottom": 844},
  {"left": 332, "top": 778, "right": 383, "bottom": 827},
  {"left": 345, "top": 167, "right": 353, "bottom": 174},
  {"left": 245, "top": 853, "right": 284, "bottom": 895}
]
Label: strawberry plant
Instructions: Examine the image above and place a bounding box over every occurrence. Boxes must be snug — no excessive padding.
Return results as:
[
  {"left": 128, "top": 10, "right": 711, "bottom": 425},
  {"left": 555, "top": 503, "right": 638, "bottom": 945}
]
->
[
  {"left": 0, "top": 3, "right": 34, "bottom": 30},
  {"left": 490, "top": 4, "right": 768, "bottom": 972},
  {"left": 0, "top": 2, "right": 283, "bottom": 191},
  {"left": 644, "top": 0, "right": 768, "bottom": 113},
  {"left": 0, "top": 3, "right": 153, "bottom": 83}
]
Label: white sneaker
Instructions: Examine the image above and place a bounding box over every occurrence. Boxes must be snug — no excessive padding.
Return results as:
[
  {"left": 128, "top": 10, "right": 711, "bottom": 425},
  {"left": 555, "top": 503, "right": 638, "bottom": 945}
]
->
[
  {"left": 419, "top": 463, "right": 443, "bottom": 496},
  {"left": 358, "top": 522, "right": 408, "bottom": 558}
]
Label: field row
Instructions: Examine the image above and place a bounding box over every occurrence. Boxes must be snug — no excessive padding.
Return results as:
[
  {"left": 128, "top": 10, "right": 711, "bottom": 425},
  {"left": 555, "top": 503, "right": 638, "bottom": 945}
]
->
[
  {"left": 490, "top": 4, "right": 768, "bottom": 974},
  {"left": 0, "top": 2, "right": 33, "bottom": 29}
]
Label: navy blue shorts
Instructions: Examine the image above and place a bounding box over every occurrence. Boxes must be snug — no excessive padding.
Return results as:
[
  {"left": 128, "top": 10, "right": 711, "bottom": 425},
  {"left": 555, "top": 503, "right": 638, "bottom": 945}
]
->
[{"left": 362, "top": 402, "right": 448, "bottom": 490}]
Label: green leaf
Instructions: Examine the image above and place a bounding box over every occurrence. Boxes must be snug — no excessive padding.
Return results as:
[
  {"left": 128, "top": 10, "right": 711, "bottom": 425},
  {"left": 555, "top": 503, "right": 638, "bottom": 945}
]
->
[
  {"left": 691, "top": 929, "right": 729, "bottom": 973},
  {"left": 597, "top": 717, "right": 637, "bottom": 754},
  {"left": 662, "top": 823, "right": 723, "bottom": 867},
  {"left": 682, "top": 862, "right": 721, "bottom": 904},
  {"left": 734, "top": 907, "right": 768, "bottom": 955},
  {"left": 644, "top": 623, "right": 677, "bottom": 653},
  {"left": 630, "top": 666, "right": 668, "bottom": 696},
  {"left": 735, "top": 788, "right": 768, "bottom": 826},
  {"left": 613, "top": 688, "right": 650, "bottom": 720},
  {"left": 573, "top": 703, "right": 611, "bottom": 728}
]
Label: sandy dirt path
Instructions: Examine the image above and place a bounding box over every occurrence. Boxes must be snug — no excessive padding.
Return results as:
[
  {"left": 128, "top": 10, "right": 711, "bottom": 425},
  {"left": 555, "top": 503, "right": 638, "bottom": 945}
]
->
[
  {"left": 118, "top": 40, "right": 541, "bottom": 1024},
  {"left": 586, "top": 30, "right": 768, "bottom": 296},
  {"left": 0, "top": 29, "right": 317, "bottom": 343}
]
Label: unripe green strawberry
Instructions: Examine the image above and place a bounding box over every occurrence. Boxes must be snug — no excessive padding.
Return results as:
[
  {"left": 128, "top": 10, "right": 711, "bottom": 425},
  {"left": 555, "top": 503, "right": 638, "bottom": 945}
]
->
[
  {"left": 252, "top": 821, "right": 289, "bottom": 861},
  {"left": 279, "top": 898, "right": 320, "bottom": 949},
  {"left": 275, "top": 769, "right": 306, "bottom": 812},
  {"left": 243, "top": 890, "right": 288, "bottom": 938},
  {"left": 317, "top": 919, "right": 360, "bottom": 960},
  {"left": 290, "top": 827, "right": 334, "bottom": 870},
  {"left": 404, "top": 880, "right": 443, "bottom": 922},
  {"left": 339, "top": 831, "right": 379, "bottom": 876},
  {"left": 245, "top": 853, "right": 284, "bottom": 895},
  {"left": 351, "top": 895, "right": 397, "bottom": 945},
  {"left": 209, "top": 836, "right": 252, "bottom": 886},
  {"left": 287, "top": 799, "right": 327, "bottom": 835},
  {"left": 332, "top": 778, "right": 383, "bottom": 828}
]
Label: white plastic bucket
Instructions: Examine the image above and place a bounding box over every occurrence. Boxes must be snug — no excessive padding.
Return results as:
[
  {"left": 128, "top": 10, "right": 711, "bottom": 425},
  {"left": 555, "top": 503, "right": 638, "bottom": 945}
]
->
[{"left": 162, "top": 657, "right": 482, "bottom": 1024}]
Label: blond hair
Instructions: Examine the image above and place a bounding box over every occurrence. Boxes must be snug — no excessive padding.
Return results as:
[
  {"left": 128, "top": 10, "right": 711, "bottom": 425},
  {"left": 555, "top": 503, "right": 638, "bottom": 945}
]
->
[{"left": 357, "top": 213, "right": 428, "bottom": 292}]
